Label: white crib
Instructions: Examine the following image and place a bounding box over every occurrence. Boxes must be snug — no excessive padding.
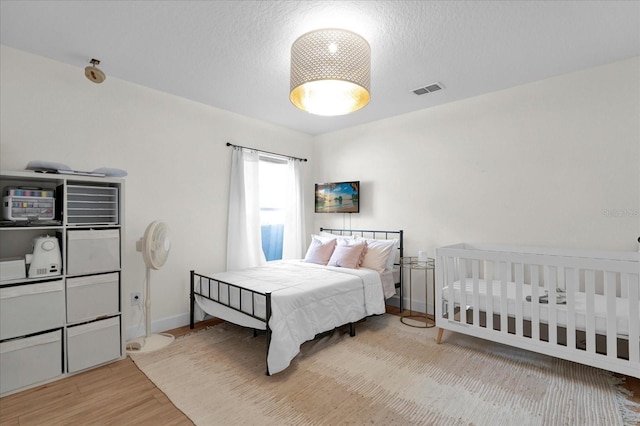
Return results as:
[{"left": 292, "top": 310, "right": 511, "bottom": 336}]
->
[{"left": 435, "top": 243, "right": 639, "bottom": 378}]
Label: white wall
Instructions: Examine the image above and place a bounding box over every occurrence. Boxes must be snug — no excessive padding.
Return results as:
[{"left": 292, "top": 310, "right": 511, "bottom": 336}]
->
[
  {"left": 314, "top": 57, "right": 639, "bottom": 256},
  {"left": 2, "top": 45, "right": 638, "bottom": 330},
  {"left": 0, "top": 46, "right": 315, "bottom": 336},
  {"left": 313, "top": 58, "right": 639, "bottom": 312}
]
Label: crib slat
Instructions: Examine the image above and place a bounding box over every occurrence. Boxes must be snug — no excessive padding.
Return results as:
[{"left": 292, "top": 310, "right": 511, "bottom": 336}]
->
[
  {"left": 585, "top": 270, "right": 596, "bottom": 354},
  {"left": 545, "top": 266, "right": 558, "bottom": 345},
  {"left": 627, "top": 273, "right": 639, "bottom": 363},
  {"left": 472, "top": 260, "right": 480, "bottom": 327},
  {"left": 531, "top": 266, "right": 540, "bottom": 341},
  {"left": 565, "top": 267, "right": 578, "bottom": 350},
  {"left": 500, "top": 261, "right": 508, "bottom": 334},
  {"left": 605, "top": 271, "right": 617, "bottom": 359},
  {"left": 447, "top": 256, "right": 456, "bottom": 324},
  {"left": 485, "top": 260, "right": 494, "bottom": 331},
  {"left": 460, "top": 260, "right": 468, "bottom": 325},
  {"left": 515, "top": 263, "right": 524, "bottom": 337}
]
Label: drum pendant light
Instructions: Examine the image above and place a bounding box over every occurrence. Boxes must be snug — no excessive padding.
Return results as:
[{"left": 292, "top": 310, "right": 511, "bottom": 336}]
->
[{"left": 290, "top": 29, "right": 371, "bottom": 116}]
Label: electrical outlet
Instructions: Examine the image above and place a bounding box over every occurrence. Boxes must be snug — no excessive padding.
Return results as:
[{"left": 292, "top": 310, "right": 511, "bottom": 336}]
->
[{"left": 131, "top": 292, "right": 142, "bottom": 306}]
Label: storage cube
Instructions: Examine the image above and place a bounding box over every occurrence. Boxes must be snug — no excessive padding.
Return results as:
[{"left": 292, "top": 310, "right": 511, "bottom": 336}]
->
[
  {"left": 0, "top": 280, "right": 65, "bottom": 340},
  {"left": 0, "top": 257, "right": 26, "bottom": 281},
  {"left": 66, "top": 273, "right": 120, "bottom": 323},
  {"left": 67, "top": 316, "right": 121, "bottom": 373},
  {"left": 67, "top": 229, "right": 120, "bottom": 275},
  {"left": 0, "top": 330, "right": 62, "bottom": 394}
]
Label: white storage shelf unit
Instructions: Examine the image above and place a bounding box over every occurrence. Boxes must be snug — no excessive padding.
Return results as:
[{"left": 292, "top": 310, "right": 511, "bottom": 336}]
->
[{"left": 0, "top": 170, "right": 125, "bottom": 396}]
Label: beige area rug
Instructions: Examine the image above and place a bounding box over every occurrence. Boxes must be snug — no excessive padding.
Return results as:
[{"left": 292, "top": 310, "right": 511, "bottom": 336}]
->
[{"left": 131, "top": 315, "right": 639, "bottom": 425}]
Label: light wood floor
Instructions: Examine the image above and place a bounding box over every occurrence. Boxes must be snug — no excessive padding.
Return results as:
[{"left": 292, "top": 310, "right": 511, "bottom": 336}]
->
[
  {"left": 1, "top": 309, "right": 638, "bottom": 425},
  {"left": 0, "top": 318, "right": 221, "bottom": 426}
]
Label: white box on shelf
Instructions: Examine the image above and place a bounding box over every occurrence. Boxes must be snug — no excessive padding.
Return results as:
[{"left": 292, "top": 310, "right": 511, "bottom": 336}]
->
[
  {"left": 0, "top": 280, "right": 65, "bottom": 340},
  {"left": 0, "top": 257, "right": 26, "bottom": 281},
  {"left": 66, "top": 272, "right": 119, "bottom": 323},
  {"left": 0, "top": 329, "right": 62, "bottom": 395},
  {"left": 66, "top": 229, "right": 120, "bottom": 275},
  {"left": 66, "top": 316, "right": 121, "bottom": 373}
]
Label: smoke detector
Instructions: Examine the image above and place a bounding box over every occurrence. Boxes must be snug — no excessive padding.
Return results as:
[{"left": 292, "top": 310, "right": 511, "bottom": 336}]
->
[
  {"left": 412, "top": 82, "right": 443, "bottom": 95},
  {"left": 84, "top": 58, "right": 106, "bottom": 84}
]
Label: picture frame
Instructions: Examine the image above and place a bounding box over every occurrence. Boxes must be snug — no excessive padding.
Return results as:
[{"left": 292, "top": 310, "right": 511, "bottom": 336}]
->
[{"left": 314, "top": 181, "right": 360, "bottom": 213}]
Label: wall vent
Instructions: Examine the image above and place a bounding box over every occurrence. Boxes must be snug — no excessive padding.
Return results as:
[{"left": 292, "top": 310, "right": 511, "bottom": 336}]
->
[{"left": 412, "top": 82, "right": 443, "bottom": 95}]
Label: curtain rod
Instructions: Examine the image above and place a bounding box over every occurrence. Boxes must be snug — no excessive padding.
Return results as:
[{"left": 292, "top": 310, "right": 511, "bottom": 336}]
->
[{"left": 226, "top": 142, "right": 308, "bottom": 162}]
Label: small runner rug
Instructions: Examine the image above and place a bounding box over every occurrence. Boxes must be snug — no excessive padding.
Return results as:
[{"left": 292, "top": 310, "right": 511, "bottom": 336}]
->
[{"left": 130, "top": 314, "right": 638, "bottom": 425}]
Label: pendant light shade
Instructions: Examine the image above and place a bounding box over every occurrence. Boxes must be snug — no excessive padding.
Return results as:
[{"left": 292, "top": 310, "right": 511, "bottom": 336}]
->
[{"left": 290, "top": 29, "right": 371, "bottom": 116}]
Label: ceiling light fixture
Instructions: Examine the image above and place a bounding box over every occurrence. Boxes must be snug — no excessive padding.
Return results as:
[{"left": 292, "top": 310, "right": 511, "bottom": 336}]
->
[
  {"left": 290, "top": 29, "right": 371, "bottom": 116},
  {"left": 84, "top": 58, "right": 106, "bottom": 84}
]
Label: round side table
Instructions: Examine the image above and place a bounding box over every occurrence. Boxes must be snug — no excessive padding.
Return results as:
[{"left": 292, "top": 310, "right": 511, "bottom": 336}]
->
[{"left": 400, "top": 256, "right": 435, "bottom": 328}]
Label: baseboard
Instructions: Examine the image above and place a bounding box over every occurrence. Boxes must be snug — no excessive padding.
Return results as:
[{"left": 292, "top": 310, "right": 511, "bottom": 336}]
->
[
  {"left": 386, "top": 294, "right": 433, "bottom": 315},
  {"left": 126, "top": 312, "right": 191, "bottom": 341}
]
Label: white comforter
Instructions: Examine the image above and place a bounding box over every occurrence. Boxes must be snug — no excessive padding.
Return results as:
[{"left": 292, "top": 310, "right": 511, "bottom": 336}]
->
[{"left": 195, "top": 260, "right": 386, "bottom": 374}]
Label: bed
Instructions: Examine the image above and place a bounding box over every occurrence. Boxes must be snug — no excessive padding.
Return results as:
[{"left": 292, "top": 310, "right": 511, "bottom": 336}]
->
[
  {"left": 435, "top": 243, "right": 639, "bottom": 378},
  {"left": 190, "top": 228, "right": 403, "bottom": 375}
]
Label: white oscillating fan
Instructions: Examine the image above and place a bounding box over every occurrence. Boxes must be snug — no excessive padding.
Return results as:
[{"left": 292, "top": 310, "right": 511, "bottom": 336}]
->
[{"left": 126, "top": 221, "right": 175, "bottom": 353}]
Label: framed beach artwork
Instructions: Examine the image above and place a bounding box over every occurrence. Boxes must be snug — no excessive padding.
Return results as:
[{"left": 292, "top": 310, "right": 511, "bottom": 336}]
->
[{"left": 314, "top": 181, "right": 360, "bottom": 213}]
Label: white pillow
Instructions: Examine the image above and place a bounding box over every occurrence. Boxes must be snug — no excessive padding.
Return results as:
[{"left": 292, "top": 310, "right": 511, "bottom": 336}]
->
[
  {"left": 336, "top": 238, "right": 368, "bottom": 267},
  {"left": 92, "top": 167, "right": 128, "bottom": 177},
  {"left": 384, "top": 239, "right": 400, "bottom": 270},
  {"left": 327, "top": 241, "right": 367, "bottom": 269},
  {"left": 319, "top": 231, "right": 353, "bottom": 244},
  {"left": 304, "top": 236, "right": 336, "bottom": 265},
  {"left": 356, "top": 237, "right": 398, "bottom": 272}
]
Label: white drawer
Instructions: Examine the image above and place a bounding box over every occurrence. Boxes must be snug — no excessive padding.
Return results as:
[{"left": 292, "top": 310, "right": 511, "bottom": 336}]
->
[
  {"left": 0, "top": 330, "right": 63, "bottom": 395},
  {"left": 67, "top": 229, "right": 120, "bottom": 275},
  {"left": 0, "top": 280, "right": 65, "bottom": 340},
  {"left": 66, "top": 273, "right": 119, "bottom": 323},
  {"left": 67, "top": 316, "right": 121, "bottom": 373}
]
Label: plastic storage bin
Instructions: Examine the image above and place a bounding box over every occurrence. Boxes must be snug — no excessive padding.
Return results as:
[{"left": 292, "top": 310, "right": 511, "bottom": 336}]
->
[
  {"left": 0, "top": 329, "right": 62, "bottom": 394},
  {"left": 0, "top": 280, "right": 65, "bottom": 340},
  {"left": 66, "top": 316, "right": 121, "bottom": 373},
  {"left": 66, "top": 185, "right": 118, "bottom": 225},
  {"left": 66, "top": 272, "right": 119, "bottom": 323},
  {"left": 2, "top": 195, "right": 55, "bottom": 221},
  {"left": 66, "top": 229, "right": 120, "bottom": 275}
]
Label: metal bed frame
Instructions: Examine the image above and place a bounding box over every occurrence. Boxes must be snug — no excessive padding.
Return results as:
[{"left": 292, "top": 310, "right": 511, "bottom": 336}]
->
[{"left": 190, "top": 228, "right": 403, "bottom": 375}]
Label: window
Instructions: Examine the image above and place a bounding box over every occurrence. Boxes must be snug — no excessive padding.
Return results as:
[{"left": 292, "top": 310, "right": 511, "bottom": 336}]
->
[
  {"left": 227, "top": 147, "right": 304, "bottom": 270},
  {"left": 259, "top": 156, "right": 288, "bottom": 260}
]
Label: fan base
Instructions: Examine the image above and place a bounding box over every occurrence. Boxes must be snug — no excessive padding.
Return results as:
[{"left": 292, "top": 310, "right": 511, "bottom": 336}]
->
[{"left": 126, "top": 333, "right": 175, "bottom": 354}]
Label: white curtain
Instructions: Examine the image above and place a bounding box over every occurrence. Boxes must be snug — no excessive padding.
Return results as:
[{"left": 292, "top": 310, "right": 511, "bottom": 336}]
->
[
  {"left": 226, "top": 148, "right": 266, "bottom": 270},
  {"left": 282, "top": 159, "right": 305, "bottom": 259}
]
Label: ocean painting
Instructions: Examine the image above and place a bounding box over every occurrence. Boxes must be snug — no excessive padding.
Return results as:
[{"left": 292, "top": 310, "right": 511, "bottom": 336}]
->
[{"left": 315, "top": 181, "right": 359, "bottom": 213}]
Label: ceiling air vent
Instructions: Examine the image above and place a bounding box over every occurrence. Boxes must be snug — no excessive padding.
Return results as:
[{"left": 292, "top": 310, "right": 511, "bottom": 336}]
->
[{"left": 412, "top": 82, "right": 443, "bottom": 95}]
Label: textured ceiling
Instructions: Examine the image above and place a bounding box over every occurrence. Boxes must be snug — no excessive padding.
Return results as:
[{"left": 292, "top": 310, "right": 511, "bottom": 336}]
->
[{"left": 1, "top": 1, "right": 639, "bottom": 136}]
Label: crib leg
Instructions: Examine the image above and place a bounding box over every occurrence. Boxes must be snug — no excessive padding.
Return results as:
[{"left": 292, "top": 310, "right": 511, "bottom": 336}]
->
[{"left": 436, "top": 328, "right": 444, "bottom": 344}]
